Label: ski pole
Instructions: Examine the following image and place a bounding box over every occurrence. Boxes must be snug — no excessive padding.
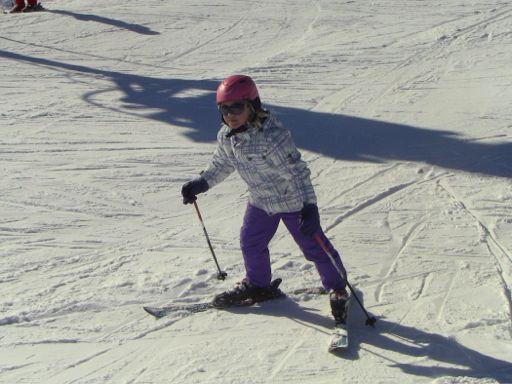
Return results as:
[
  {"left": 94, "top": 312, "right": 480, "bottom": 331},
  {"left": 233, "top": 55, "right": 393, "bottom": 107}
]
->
[
  {"left": 193, "top": 200, "right": 227, "bottom": 280},
  {"left": 314, "top": 233, "right": 377, "bottom": 327}
]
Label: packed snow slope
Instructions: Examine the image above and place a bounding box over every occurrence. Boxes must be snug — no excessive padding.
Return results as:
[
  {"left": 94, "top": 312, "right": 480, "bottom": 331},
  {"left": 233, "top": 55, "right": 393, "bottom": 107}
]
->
[{"left": 1, "top": 0, "right": 512, "bottom": 383}]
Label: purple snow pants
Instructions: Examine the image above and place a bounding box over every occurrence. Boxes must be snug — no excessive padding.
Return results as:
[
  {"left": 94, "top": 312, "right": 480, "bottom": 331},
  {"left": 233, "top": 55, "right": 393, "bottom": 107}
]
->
[{"left": 240, "top": 204, "right": 347, "bottom": 290}]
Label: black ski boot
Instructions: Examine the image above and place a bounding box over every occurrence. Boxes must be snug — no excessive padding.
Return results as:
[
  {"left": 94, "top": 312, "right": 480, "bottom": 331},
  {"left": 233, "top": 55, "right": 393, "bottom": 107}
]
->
[
  {"left": 212, "top": 278, "right": 284, "bottom": 308},
  {"left": 330, "top": 288, "right": 350, "bottom": 325},
  {"left": 23, "top": 3, "right": 44, "bottom": 12}
]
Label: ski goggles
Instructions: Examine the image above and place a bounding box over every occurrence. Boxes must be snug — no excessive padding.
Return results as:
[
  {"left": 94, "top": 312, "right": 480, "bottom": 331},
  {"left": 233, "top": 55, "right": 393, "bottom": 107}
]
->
[{"left": 218, "top": 102, "right": 248, "bottom": 116}]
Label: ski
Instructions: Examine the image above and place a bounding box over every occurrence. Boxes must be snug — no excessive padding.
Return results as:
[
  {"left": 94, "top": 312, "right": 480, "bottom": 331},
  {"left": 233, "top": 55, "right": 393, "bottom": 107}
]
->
[
  {"left": 328, "top": 323, "right": 349, "bottom": 352},
  {"left": 143, "top": 299, "right": 257, "bottom": 318},
  {"left": 144, "top": 278, "right": 284, "bottom": 318},
  {"left": 328, "top": 295, "right": 352, "bottom": 353},
  {"left": 144, "top": 302, "right": 214, "bottom": 318},
  {"left": 143, "top": 279, "right": 327, "bottom": 319}
]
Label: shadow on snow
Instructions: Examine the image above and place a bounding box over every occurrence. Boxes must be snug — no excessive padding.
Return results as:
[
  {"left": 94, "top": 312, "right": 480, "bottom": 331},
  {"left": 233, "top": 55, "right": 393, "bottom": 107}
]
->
[
  {"left": 46, "top": 9, "right": 160, "bottom": 36},
  {"left": 1, "top": 49, "right": 510, "bottom": 178},
  {"left": 225, "top": 292, "right": 512, "bottom": 383}
]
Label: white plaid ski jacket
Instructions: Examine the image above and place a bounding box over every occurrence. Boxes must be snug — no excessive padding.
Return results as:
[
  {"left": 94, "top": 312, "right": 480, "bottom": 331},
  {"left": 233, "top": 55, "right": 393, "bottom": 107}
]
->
[{"left": 201, "top": 112, "right": 317, "bottom": 215}]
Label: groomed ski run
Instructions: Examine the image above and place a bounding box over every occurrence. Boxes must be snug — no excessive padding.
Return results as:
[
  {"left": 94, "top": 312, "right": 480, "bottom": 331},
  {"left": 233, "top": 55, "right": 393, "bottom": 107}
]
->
[{"left": 1, "top": 0, "right": 511, "bottom": 383}]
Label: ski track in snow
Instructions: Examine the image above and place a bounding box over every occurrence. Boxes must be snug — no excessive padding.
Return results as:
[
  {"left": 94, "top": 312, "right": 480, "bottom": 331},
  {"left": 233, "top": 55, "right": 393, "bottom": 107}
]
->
[
  {"left": 324, "top": 179, "right": 418, "bottom": 232},
  {"left": 268, "top": 327, "right": 308, "bottom": 380},
  {"left": 375, "top": 216, "right": 429, "bottom": 303},
  {"left": 1, "top": 0, "right": 512, "bottom": 383},
  {"left": 438, "top": 180, "right": 512, "bottom": 335}
]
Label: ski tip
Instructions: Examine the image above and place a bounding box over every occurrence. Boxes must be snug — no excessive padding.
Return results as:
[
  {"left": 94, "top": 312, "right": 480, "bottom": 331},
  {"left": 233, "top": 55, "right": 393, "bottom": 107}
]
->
[
  {"left": 270, "top": 278, "right": 282, "bottom": 289},
  {"left": 328, "top": 345, "right": 349, "bottom": 354},
  {"left": 143, "top": 306, "right": 154, "bottom": 314},
  {"left": 143, "top": 306, "right": 164, "bottom": 318},
  {"left": 328, "top": 338, "right": 349, "bottom": 353}
]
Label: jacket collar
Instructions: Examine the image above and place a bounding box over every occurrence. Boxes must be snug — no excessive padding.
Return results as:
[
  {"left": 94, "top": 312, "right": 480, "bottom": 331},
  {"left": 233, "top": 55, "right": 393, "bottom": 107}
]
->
[
  {"left": 224, "top": 111, "right": 273, "bottom": 138},
  {"left": 225, "top": 124, "right": 249, "bottom": 138}
]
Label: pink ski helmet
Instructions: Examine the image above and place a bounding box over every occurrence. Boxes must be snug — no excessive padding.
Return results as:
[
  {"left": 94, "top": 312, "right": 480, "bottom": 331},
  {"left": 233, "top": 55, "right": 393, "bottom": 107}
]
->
[{"left": 216, "top": 75, "right": 259, "bottom": 104}]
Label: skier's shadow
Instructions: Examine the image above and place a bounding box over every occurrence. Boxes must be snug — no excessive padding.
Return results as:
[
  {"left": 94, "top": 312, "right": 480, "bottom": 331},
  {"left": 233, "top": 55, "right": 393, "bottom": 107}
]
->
[
  {"left": 225, "top": 293, "right": 334, "bottom": 330},
  {"left": 224, "top": 290, "right": 512, "bottom": 382},
  {"left": 46, "top": 9, "right": 160, "bottom": 35}
]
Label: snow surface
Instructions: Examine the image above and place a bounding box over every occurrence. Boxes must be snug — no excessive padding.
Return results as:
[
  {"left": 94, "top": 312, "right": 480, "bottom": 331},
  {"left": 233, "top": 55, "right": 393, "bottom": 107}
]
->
[{"left": 1, "top": 0, "right": 512, "bottom": 383}]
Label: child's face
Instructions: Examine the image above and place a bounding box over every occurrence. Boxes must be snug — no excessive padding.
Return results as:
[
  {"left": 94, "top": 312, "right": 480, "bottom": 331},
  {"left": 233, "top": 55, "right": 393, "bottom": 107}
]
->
[{"left": 219, "top": 101, "right": 252, "bottom": 129}]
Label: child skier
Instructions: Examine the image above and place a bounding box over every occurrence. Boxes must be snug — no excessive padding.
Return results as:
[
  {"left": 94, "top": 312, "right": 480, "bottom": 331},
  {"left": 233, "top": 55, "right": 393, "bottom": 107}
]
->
[{"left": 181, "top": 75, "right": 349, "bottom": 324}]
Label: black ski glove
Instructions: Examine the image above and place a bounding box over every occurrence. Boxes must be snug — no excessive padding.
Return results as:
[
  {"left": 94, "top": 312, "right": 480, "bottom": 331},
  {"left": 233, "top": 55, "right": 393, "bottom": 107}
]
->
[
  {"left": 299, "top": 203, "right": 320, "bottom": 237},
  {"left": 181, "top": 177, "right": 209, "bottom": 204}
]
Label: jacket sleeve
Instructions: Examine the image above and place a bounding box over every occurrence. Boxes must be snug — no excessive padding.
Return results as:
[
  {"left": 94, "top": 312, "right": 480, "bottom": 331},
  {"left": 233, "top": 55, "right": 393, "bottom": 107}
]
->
[
  {"left": 200, "top": 130, "right": 236, "bottom": 188},
  {"left": 266, "top": 125, "right": 317, "bottom": 206}
]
